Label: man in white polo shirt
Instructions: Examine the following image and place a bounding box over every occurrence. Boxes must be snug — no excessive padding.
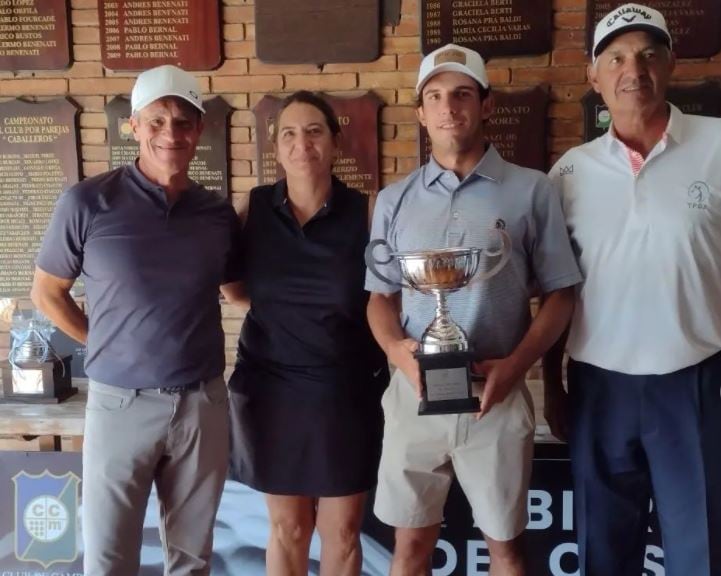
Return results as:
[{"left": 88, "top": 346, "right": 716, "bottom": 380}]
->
[{"left": 546, "top": 4, "right": 721, "bottom": 576}]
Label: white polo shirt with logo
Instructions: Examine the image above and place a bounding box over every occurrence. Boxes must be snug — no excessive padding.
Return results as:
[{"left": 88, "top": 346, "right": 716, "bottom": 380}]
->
[{"left": 549, "top": 103, "right": 721, "bottom": 375}]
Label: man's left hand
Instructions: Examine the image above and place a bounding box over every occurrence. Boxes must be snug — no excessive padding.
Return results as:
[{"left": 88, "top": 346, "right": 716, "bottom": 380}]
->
[{"left": 472, "top": 357, "right": 523, "bottom": 419}]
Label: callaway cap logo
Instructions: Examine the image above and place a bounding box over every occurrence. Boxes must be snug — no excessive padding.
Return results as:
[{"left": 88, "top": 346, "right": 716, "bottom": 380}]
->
[
  {"left": 434, "top": 48, "right": 467, "bottom": 66},
  {"left": 607, "top": 5, "right": 652, "bottom": 27}
]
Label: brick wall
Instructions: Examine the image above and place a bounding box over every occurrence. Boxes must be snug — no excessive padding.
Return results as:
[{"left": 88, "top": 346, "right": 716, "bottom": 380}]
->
[{"left": 2, "top": 0, "right": 721, "bottom": 379}]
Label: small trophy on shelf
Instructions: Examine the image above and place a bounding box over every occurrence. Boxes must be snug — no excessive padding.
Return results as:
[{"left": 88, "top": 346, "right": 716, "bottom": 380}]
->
[{"left": 0, "top": 304, "right": 76, "bottom": 403}]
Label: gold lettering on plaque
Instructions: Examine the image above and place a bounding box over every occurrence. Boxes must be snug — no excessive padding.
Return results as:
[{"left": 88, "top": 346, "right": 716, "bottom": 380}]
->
[
  {"left": 0, "top": 0, "right": 58, "bottom": 58},
  {"left": 0, "top": 140, "right": 69, "bottom": 293},
  {"left": 104, "top": 0, "right": 193, "bottom": 60},
  {"left": 449, "top": 0, "right": 533, "bottom": 44}
]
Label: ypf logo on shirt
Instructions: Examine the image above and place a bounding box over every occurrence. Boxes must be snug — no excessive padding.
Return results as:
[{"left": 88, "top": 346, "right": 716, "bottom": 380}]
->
[{"left": 687, "top": 181, "right": 709, "bottom": 210}]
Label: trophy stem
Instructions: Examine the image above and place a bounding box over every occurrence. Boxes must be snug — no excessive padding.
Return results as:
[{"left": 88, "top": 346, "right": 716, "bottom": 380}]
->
[{"left": 420, "top": 290, "right": 469, "bottom": 354}]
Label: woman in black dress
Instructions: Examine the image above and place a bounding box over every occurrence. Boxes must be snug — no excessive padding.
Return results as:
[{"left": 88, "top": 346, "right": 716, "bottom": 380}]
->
[{"left": 221, "top": 91, "right": 388, "bottom": 576}]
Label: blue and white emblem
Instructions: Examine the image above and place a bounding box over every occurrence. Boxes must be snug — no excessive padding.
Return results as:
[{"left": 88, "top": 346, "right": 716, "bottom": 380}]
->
[{"left": 13, "top": 469, "right": 80, "bottom": 568}]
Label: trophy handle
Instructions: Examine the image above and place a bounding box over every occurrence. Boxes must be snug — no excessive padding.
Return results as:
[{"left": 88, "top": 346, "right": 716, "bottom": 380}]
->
[
  {"left": 364, "top": 239, "right": 410, "bottom": 289},
  {"left": 474, "top": 228, "right": 512, "bottom": 282}
]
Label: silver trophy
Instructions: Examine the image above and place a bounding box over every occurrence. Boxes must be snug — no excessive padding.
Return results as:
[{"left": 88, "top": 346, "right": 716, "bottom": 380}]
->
[
  {"left": 0, "top": 310, "right": 75, "bottom": 403},
  {"left": 366, "top": 229, "right": 511, "bottom": 414}
]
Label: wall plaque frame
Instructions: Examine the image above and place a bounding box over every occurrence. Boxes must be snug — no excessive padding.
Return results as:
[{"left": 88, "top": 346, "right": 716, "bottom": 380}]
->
[
  {"left": 99, "top": 0, "right": 221, "bottom": 71},
  {"left": 0, "top": 0, "right": 71, "bottom": 71},
  {"left": 421, "top": 0, "right": 552, "bottom": 58},
  {"left": 0, "top": 98, "right": 80, "bottom": 297},
  {"left": 256, "top": 0, "right": 380, "bottom": 64}
]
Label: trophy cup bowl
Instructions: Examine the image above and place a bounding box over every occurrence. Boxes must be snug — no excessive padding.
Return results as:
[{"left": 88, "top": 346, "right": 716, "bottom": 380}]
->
[
  {"left": 365, "top": 232, "right": 511, "bottom": 415},
  {"left": 393, "top": 247, "right": 480, "bottom": 354},
  {"left": 394, "top": 247, "right": 480, "bottom": 293}
]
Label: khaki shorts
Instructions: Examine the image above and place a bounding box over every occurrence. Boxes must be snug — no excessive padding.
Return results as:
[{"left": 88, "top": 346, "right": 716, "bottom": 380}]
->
[{"left": 373, "top": 369, "right": 535, "bottom": 541}]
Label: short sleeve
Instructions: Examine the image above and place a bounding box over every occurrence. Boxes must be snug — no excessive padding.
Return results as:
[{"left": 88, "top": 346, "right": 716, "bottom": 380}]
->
[
  {"left": 35, "top": 186, "right": 92, "bottom": 280},
  {"left": 364, "top": 188, "right": 403, "bottom": 294},
  {"left": 529, "top": 177, "right": 583, "bottom": 293}
]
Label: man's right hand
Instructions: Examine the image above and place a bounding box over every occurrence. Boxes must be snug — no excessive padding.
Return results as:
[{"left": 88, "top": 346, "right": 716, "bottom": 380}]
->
[{"left": 387, "top": 338, "right": 422, "bottom": 398}]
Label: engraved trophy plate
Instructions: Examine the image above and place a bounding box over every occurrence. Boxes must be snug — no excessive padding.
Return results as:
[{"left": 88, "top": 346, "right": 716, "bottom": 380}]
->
[
  {"left": 425, "top": 367, "right": 468, "bottom": 402},
  {"left": 12, "top": 369, "right": 44, "bottom": 395},
  {"left": 366, "top": 234, "right": 511, "bottom": 415}
]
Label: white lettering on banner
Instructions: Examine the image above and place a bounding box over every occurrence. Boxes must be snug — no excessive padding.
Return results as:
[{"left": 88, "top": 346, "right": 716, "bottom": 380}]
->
[
  {"left": 431, "top": 539, "right": 490, "bottom": 576},
  {"left": 433, "top": 539, "right": 459, "bottom": 576},
  {"left": 549, "top": 542, "right": 579, "bottom": 576},
  {"left": 528, "top": 489, "right": 553, "bottom": 529},
  {"left": 466, "top": 540, "right": 490, "bottom": 576},
  {"left": 563, "top": 490, "right": 574, "bottom": 531},
  {"left": 432, "top": 541, "right": 664, "bottom": 576},
  {"left": 527, "top": 489, "right": 575, "bottom": 531},
  {"left": 645, "top": 545, "right": 664, "bottom": 575}
]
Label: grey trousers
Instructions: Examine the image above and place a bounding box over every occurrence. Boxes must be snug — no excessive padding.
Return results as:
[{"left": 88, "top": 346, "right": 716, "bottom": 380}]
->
[{"left": 82, "top": 376, "right": 229, "bottom": 576}]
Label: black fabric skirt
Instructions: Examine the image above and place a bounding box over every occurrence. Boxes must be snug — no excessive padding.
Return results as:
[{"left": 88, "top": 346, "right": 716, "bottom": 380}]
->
[{"left": 228, "top": 361, "right": 387, "bottom": 497}]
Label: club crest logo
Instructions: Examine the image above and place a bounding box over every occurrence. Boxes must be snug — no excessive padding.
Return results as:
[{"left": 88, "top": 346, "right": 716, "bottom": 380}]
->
[{"left": 13, "top": 469, "right": 80, "bottom": 568}]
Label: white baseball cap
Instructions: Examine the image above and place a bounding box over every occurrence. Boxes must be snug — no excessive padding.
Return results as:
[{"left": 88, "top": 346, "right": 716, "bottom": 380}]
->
[
  {"left": 593, "top": 3, "right": 672, "bottom": 61},
  {"left": 416, "top": 43, "right": 489, "bottom": 94},
  {"left": 131, "top": 65, "right": 205, "bottom": 114}
]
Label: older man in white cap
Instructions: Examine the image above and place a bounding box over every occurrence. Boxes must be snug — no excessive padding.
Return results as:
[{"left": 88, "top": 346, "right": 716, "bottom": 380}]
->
[
  {"left": 31, "top": 65, "right": 240, "bottom": 575},
  {"left": 365, "top": 44, "right": 581, "bottom": 575},
  {"left": 546, "top": 4, "right": 721, "bottom": 575}
]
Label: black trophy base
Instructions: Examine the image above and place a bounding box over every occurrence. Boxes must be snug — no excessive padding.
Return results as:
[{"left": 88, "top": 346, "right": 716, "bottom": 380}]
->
[
  {"left": 415, "top": 350, "right": 480, "bottom": 416},
  {"left": 0, "top": 356, "right": 77, "bottom": 404},
  {"left": 418, "top": 396, "right": 480, "bottom": 415}
]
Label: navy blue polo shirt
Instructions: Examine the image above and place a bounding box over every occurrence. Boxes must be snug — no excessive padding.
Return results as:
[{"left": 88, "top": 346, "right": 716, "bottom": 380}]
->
[
  {"left": 237, "top": 177, "right": 386, "bottom": 396},
  {"left": 36, "top": 163, "right": 241, "bottom": 389}
]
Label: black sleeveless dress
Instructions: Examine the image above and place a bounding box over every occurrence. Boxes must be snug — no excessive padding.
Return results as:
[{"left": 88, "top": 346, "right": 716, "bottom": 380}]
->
[{"left": 228, "top": 177, "right": 389, "bottom": 496}]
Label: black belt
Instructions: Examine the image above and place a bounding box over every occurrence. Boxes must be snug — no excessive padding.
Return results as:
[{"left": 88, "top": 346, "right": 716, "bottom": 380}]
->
[{"left": 154, "top": 381, "right": 202, "bottom": 394}]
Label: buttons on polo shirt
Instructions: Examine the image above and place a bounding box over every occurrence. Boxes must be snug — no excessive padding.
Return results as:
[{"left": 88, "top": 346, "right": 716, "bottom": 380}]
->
[{"left": 452, "top": 210, "right": 460, "bottom": 219}]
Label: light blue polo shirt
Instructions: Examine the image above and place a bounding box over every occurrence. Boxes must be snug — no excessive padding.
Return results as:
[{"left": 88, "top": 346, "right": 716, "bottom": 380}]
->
[{"left": 365, "top": 145, "right": 581, "bottom": 359}]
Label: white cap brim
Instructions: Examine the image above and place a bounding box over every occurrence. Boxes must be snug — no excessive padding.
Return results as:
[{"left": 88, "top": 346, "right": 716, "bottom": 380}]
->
[
  {"left": 416, "top": 62, "right": 489, "bottom": 94},
  {"left": 132, "top": 90, "right": 205, "bottom": 114}
]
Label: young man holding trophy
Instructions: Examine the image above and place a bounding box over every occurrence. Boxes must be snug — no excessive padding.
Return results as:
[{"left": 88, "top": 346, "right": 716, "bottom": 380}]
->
[{"left": 365, "top": 44, "right": 581, "bottom": 575}]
